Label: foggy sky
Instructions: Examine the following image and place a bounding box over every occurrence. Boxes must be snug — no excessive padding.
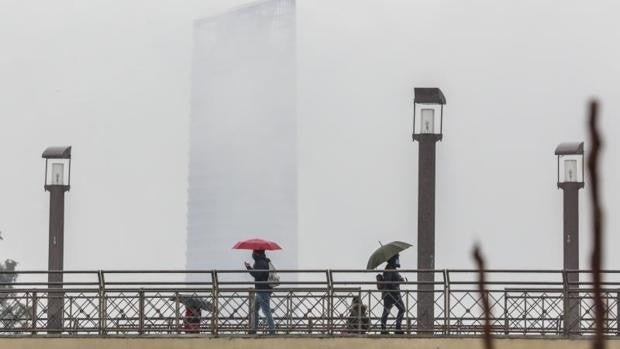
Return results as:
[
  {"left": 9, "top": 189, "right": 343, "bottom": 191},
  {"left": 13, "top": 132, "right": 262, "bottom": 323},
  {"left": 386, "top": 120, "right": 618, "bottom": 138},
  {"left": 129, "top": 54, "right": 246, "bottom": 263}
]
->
[{"left": 0, "top": 0, "right": 618, "bottom": 271}]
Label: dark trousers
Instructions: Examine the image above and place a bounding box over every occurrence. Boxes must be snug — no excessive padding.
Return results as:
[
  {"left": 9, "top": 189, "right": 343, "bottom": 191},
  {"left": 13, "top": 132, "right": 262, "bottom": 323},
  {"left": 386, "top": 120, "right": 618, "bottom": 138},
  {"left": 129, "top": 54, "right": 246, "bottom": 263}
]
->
[{"left": 381, "top": 292, "right": 405, "bottom": 332}]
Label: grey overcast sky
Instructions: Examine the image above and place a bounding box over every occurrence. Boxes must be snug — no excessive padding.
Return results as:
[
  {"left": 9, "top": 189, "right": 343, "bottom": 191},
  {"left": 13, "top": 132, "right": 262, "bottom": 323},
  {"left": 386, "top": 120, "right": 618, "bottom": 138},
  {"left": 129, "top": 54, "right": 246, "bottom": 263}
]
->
[{"left": 0, "top": 0, "right": 618, "bottom": 271}]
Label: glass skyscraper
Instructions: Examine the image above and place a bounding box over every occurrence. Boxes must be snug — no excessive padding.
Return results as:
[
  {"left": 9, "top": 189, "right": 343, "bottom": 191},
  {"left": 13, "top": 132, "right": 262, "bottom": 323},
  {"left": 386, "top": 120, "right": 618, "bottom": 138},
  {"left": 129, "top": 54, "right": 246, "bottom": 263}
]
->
[{"left": 187, "top": 0, "right": 297, "bottom": 271}]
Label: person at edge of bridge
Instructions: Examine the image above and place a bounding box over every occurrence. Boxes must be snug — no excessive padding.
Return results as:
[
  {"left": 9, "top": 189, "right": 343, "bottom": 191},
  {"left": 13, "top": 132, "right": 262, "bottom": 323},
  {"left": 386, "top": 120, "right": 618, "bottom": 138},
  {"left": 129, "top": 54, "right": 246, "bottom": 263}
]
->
[
  {"left": 380, "top": 253, "right": 405, "bottom": 335},
  {"left": 245, "top": 249, "right": 276, "bottom": 334}
]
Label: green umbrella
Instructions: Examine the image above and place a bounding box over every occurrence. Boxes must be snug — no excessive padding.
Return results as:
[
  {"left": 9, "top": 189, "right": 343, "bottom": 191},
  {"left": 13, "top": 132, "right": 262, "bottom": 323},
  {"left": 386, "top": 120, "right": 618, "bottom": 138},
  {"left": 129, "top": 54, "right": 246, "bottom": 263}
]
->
[
  {"left": 170, "top": 295, "right": 214, "bottom": 312},
  {"left": 366, "top": 241, "right": 412, "bottom": 269}
]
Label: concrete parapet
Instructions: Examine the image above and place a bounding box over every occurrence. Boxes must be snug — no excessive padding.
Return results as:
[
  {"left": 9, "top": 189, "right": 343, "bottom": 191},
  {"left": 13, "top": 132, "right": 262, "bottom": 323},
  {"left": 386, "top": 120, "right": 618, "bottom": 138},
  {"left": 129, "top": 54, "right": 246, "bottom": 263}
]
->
[{"left": 0, "top": 337, "right": 618, "bottom": 349}]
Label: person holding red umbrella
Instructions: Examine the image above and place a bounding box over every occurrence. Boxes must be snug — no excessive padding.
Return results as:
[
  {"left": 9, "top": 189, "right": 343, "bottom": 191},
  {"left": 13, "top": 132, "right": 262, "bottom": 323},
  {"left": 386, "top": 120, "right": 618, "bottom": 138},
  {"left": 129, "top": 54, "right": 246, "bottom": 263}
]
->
[
  {"left": 234, "top": 238, "right": 281, "bottom": 335},
  {"left": 244, "top": 250, "right": 275, "bottom": 334}
]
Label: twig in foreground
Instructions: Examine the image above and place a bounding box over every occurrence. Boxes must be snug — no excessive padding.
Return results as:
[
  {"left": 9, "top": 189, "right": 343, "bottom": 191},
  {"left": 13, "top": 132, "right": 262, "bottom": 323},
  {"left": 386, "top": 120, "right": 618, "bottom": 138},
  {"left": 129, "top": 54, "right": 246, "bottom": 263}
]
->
[
  {"left": 473, "top": 244, "right": 494, "bottom": 349},
  {"left": 587, "top": 100, "right": 605, "bottom": 349}
]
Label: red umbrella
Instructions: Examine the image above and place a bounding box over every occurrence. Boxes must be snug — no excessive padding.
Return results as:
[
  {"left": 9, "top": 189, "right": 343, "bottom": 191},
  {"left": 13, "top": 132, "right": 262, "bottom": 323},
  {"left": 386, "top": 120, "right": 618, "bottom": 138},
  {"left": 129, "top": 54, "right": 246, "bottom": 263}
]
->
[{"left": 232, "top": 238, "right": 282, "bottom": 251}]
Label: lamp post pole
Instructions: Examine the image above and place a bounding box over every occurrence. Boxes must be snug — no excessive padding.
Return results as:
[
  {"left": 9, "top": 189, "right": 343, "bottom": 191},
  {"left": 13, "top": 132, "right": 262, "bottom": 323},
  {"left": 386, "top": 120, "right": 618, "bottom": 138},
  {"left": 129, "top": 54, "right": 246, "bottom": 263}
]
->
[
  {"left": 47, "top": 185, "right": 68, "bottom": 332},
  {"left": 42, "top": 146, "right": 72, "bottom": 333},
  {"left": 412, "top": 88, "right": 446, "bottom": 334},
  {"left": 561, "top": 182, "right": 583, "bottom": 336},
  {"left": 560, "top": 182, "right": 582, "bottom": 335},
  {"left": 416, "top": 133, "right": 440, "bottom": 333},
  {"left": 554, "top": 142, "right": 584, "bottom": 336}
]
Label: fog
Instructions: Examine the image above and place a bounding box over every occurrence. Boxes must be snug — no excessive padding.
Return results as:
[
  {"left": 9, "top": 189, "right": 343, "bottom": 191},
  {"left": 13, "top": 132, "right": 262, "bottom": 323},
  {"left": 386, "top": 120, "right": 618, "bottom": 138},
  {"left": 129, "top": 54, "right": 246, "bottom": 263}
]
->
[
  {"left": 0, "top": 0, "right": 618, "bottom": 272},
  {"left": 187, "top": 0, "right": 298, "bottom": 271},
  {"left": 297, "top": 0, "right": 620, "bottom": 270}
]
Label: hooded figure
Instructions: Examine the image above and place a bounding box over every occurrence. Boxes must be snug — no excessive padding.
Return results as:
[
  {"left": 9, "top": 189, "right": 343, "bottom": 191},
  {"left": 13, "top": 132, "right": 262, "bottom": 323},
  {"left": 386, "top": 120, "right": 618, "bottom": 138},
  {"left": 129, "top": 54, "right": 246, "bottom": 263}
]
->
[
  {"left": 248, "top": 250, "right": 271, "bottom": 290},
  {"left": 380, "top": 253, "right": 405, "bottom": 334},
  {"left": 245, "top": 249, "right": 275, "bottom": 334},
  {"left": 345, "top": 296, "right": 370, "bottom": 334}
]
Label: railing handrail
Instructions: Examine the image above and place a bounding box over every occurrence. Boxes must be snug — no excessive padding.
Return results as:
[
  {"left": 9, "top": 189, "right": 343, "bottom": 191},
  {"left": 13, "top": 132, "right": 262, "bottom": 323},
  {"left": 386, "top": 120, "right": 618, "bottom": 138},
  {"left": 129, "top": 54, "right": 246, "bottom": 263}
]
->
[{"left": 3, "top": 269, "right": 620, "bottom": 288}]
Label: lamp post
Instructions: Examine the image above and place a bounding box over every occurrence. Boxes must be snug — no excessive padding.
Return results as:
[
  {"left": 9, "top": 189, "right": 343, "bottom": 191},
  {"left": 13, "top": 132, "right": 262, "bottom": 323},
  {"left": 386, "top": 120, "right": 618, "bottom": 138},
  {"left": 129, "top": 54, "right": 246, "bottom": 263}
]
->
[
  {"left": 412, "top": 88, "right": 445, "bottom": 333},
  {"left": 555, "top": 142, "right": 584, "bottom": 335},
  {"left": 42, "top": 146, "right": 71, "bottom": 333}
]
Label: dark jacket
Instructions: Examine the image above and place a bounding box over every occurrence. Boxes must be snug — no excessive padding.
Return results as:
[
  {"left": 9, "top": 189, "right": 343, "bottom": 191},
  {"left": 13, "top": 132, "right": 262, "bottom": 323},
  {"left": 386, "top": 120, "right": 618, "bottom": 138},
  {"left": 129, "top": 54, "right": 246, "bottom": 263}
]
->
[
  {"left": 382, "top": 266, "right": 404, "bottom": 298},
  {"left": 247, "top": 254, "right": 271, "bottom": 291}
]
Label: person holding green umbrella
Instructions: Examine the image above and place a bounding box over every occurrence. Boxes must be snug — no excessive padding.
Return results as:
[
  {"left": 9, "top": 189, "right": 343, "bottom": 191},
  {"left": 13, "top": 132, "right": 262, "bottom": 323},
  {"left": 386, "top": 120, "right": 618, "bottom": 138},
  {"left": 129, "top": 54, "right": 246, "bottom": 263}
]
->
[
  {"left": 367, "top": 241, "right": 411, "bottom": 335},
  {"left": 380, "top": 254, "right": 405, "bottom": 334}
]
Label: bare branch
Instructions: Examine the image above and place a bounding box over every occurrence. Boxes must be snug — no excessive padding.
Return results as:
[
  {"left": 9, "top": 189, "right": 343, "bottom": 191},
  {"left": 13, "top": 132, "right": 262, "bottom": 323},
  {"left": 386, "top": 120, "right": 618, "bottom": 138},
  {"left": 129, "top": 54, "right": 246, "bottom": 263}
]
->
[
  {"left": 473, "top": 244, "right": 494, "bottom": 349},
  {"left": 587, "top": 100, "right": 605, "bottom": 349}
]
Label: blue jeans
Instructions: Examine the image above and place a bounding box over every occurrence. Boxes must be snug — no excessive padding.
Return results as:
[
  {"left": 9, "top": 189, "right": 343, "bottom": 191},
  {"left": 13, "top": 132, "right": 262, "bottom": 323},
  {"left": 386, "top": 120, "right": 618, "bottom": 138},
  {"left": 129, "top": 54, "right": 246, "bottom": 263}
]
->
[{"left": 254, "top": 291, "right": 275, "bottom": 333}]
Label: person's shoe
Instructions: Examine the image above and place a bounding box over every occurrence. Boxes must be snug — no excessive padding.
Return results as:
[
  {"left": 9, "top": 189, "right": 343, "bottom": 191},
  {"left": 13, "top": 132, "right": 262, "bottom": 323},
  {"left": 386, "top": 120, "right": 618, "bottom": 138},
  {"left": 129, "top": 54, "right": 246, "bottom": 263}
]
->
[
  {"left": 394, "top": 330, "right": 404, "bottom": 335},
  {"left": 248, "top": 330, "right": 257, "bottom": 335},
  {"left": 268, "top": 330, "right": 276, "bottom": 335},
  {"left": 380, "top": 331, "right": 389, "bottom": 335}
]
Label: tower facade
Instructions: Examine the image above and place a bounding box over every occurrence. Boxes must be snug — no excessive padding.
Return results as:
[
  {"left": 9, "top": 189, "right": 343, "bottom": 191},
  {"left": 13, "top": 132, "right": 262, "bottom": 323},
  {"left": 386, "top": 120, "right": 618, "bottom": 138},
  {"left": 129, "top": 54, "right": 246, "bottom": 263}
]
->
[{"left": 187, "top": 0, "right": 297, "bottom": 271}]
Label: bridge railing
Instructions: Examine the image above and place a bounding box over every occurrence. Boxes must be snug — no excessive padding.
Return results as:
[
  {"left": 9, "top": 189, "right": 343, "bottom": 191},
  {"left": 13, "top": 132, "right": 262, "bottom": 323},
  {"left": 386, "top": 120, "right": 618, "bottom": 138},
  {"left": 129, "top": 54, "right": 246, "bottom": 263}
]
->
[{"left": 1, "top": 269, "right": 620, "bottom": 336}]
